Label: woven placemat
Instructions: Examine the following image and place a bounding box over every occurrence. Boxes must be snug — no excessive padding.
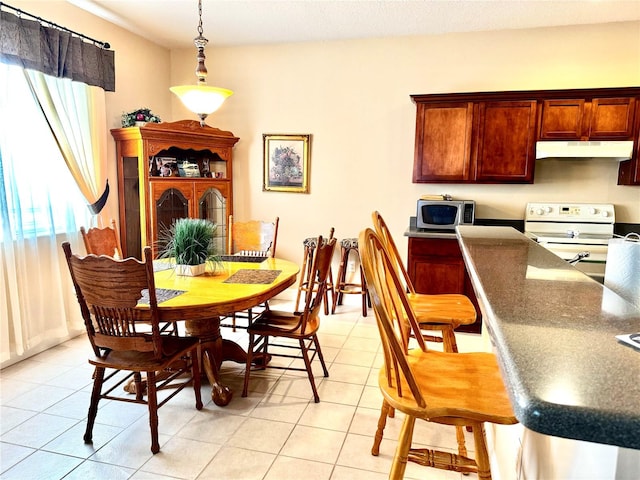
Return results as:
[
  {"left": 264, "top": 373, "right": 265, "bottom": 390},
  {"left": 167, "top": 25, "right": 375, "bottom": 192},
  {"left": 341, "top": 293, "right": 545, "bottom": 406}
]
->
[
  {"left": 138, "top": 288, "right": 186, "bottom": 305},
  {"left": 223, "top": 269, "right": 282, "bottom": 284}
]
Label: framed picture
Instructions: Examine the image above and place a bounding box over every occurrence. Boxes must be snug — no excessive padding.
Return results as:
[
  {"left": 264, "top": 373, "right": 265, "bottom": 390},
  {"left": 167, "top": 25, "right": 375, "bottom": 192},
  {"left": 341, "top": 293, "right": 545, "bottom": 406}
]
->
[
  {"left": 154, "top": 157, "right": 179, "bottom": 177},
  {"left": 263, "top": 134, "right": 310, "bottom": 193}
]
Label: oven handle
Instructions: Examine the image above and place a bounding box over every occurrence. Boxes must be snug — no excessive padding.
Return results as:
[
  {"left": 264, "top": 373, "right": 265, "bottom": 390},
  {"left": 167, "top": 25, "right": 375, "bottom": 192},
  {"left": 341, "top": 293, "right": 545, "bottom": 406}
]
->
[{"left": 568, "top": 251, "right": 590, "bottom": 265}]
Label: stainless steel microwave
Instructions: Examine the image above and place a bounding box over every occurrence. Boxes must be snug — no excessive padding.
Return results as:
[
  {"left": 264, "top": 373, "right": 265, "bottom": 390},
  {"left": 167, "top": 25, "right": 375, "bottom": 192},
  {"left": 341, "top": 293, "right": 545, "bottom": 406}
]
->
[{"left": 416, "top": 200, "right": 475, "bottom": 230}]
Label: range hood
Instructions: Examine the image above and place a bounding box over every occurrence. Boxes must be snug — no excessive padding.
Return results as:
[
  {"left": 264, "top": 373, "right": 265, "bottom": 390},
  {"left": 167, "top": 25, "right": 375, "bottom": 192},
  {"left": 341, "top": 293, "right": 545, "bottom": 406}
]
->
[{"left": 536, "top": 140, "right": 634, "bottom": 161}]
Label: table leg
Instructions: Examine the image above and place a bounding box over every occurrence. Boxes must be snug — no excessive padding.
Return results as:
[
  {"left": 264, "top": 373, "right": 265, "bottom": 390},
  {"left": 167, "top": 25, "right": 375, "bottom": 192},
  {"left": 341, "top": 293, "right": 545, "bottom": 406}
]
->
[{"left": 185, "top": 318, "right": 233, "bottom": 406}]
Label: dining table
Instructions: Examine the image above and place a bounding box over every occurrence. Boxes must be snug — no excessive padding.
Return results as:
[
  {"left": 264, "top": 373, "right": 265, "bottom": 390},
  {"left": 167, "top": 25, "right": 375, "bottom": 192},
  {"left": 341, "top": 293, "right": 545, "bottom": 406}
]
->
[{"left": 151, "top": 257, "right": 299, "bottom": 406}]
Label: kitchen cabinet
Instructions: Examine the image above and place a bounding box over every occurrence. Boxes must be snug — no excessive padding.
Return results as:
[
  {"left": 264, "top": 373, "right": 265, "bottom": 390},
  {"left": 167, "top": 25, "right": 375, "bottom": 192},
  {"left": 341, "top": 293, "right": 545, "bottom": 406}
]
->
[
  {"left": 411, "top": 87, "right": 640, "bottom": 186},
  {"left": 413, "top": 102, "right": 473, "bottom": 182},
  {"left": 412, "top": 95, "right": 537, "bottom": 183},
  {"left": 111, "top": 120, "right": 239, "bottom": 259},
  {"left": 618, "top": 101, "right": 640, "bottom": 185},
  {"left": 539, "top": 97, "right": 636, "bottom": 140},
  {"left": 407, "top": 236, "right": 482, "bottom": 333},
  {"left": 474, "top": 101, "right": 537, "bottom": 182}
]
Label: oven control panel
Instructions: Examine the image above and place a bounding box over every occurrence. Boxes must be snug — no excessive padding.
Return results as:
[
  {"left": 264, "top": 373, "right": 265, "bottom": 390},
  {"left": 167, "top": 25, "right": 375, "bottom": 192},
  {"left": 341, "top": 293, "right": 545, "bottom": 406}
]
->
[{"left": 525, "top": 203, "right": 615, "bottom": 223}]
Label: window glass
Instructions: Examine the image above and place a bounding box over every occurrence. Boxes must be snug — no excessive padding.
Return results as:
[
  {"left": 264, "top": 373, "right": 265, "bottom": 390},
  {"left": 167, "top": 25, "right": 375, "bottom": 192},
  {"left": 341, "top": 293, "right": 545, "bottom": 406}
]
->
[{"left": 0, "top": 63, "right": 90, "bottom": 238}]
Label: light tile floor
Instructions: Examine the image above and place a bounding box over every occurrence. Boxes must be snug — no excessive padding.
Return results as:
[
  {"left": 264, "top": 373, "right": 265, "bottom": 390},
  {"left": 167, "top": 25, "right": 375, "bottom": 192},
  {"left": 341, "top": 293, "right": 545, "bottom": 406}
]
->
[{"left": 0, "top": 300, "right": 485, "bottom": 480}]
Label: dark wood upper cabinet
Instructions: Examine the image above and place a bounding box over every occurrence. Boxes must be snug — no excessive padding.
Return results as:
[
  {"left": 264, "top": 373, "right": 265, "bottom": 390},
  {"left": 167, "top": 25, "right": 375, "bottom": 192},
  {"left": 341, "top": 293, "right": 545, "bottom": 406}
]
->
[
  {"left": 539, "top": 97, "right": 635, "bottom": 140},
  {"left": 538, "top": 99, "right": 586, "bottom": 139},
  {"left": 412, "top": 87, "right": 640, "bottom": 186},
  {"left": 474, "top": 100, "right": 537, "bottom": 182},
  {"left": 413, "top": 102, "right": 473, "bottom": 182},
  {"left": 412, "top": 96, "right": 537, "bottom": 183}
]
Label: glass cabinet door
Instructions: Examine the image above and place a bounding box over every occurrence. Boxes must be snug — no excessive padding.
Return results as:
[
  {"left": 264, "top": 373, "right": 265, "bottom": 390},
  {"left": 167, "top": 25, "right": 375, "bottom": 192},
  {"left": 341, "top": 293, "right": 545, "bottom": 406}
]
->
[
  {"left": 155, "top": 187, "right": 189, "bottom": 240},
  {"left": 198, "top": 187, "right": 227, "bottom": 254}
]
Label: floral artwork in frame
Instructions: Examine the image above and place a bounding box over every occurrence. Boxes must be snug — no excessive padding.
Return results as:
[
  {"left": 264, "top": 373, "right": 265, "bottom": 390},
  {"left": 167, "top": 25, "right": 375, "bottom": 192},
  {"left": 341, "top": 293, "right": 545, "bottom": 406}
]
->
[{"left": 263, "top": 134, "right": 310, "bottom": 193}]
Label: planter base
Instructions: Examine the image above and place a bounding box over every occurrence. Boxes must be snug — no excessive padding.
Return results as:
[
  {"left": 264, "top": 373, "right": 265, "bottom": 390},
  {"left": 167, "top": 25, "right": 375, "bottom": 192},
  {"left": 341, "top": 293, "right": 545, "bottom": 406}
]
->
[{"left": 175, "top": 264, "right": 206, "bottom": 276}]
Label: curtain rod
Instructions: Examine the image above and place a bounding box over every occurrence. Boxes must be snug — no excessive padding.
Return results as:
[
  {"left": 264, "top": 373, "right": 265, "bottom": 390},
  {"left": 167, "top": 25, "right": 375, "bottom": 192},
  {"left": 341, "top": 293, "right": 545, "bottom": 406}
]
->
[{"left": 0, "top": 2, "right": 111, "bottom": 49}]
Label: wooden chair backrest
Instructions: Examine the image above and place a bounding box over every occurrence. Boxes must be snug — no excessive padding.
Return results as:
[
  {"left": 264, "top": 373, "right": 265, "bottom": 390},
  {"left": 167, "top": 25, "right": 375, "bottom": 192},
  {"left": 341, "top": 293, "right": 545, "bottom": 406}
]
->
[
  {"left": 358, "top": 228, "right": 428, "bottom": 407},
  {"left": 228, "top": 215, "right": 279, "bottom": 257},
  {"left": 372, "top": 211, "right": 415, "bottom": 294},
  {"left": 62, "top": 242, "right": 162, "bottom": 359},
  {"left": 80, "top": 219, "right": 123, "bottom": 259},
  {"left": 296, "top": 236, "right": 336, "bottom": 332}
]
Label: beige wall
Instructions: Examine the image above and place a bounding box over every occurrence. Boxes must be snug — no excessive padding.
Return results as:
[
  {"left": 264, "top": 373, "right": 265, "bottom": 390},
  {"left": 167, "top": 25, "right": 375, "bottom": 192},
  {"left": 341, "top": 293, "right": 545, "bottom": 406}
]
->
[
  {"left": 173, "top": 22, "right": 640, "bottom": 264},
  {"left": 10, "top": 2, "right": 640, "bottom": 269}
]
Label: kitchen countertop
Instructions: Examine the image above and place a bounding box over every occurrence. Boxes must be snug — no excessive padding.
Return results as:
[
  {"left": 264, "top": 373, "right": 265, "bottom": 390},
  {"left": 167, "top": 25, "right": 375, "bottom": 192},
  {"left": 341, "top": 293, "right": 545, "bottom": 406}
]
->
[
  {"left": 404, "top": 226, "right": 457, "bottom": 239},
  {"left": 456, "top": 225, "right": 640, "bottom": 450}
]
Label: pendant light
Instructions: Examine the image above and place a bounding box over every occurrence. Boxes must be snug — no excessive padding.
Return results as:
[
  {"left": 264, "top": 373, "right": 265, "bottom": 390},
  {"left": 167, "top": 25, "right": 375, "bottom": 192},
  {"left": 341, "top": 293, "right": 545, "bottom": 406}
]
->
[{"left": 170, "top": 0, "right": 232, "bottom": 126}]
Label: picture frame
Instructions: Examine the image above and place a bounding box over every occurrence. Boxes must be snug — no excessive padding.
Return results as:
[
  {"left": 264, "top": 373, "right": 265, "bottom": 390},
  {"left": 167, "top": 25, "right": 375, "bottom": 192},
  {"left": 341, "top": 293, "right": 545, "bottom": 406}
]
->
[
  {"left": 153, "top": 157, "right": 179, "bottom": 177},
  {"left": 263, "top": 134, "right": 310, "bottom": 193}
]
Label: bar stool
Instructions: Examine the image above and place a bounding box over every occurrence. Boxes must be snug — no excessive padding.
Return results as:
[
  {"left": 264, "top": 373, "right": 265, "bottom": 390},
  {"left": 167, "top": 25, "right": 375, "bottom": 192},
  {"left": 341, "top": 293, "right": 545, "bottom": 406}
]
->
[
  {"left": 332, "top": 237, "right": 370, "bottom": 317},
  {"left": 295, "top": 228, "right": 336, "bottom": 315}
]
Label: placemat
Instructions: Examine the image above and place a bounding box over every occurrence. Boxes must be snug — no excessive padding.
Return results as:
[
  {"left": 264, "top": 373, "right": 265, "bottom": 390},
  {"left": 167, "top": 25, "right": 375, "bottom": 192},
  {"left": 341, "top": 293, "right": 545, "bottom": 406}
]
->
[
  {"left": 220, "top": 254, "right": 268, "bottom": 263},
  {"left": 223, "top": 269, "right": 281, "bottom": 284},
  {"left": 138, "top": 288, "right": 186, "bottom": 305}
]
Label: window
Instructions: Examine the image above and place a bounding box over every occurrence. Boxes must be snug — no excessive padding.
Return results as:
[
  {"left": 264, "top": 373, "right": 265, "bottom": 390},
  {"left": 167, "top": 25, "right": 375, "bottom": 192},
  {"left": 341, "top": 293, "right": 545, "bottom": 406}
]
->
[{"left": 0, "top": 62, "right": 91, "bottom": 239}]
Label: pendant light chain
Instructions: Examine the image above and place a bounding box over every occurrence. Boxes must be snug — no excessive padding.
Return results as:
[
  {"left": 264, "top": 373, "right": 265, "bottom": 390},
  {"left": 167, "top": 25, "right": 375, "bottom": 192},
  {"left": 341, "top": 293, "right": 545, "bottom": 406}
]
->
[{"left": 197, "top": 0, "right": 204, "bottom": 37}]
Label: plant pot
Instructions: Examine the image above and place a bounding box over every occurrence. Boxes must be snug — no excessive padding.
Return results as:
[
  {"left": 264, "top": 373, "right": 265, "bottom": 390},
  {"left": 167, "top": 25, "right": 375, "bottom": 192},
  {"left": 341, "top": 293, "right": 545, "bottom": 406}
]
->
[
  {"left": 135, "top": 121, "right": 147, "bottom": 127},
  {"left": 175, "top": 263, "right": 206, "bottom": 276}
]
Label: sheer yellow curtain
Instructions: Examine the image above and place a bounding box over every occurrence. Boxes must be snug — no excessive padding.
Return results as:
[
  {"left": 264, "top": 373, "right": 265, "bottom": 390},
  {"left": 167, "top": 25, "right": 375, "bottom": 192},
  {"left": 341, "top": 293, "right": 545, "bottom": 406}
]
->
[
  {"left": 0, "top": 64, "right": 95, "bottom": 366},
  {"left": 25, "top": 69, "right": 110, "bottom": 225}
]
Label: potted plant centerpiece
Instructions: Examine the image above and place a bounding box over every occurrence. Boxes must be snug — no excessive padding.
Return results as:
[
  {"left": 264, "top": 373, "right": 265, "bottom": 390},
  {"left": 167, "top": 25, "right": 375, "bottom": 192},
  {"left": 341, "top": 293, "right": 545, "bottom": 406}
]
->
[{"left": 158, "top": 218, "right": 221, "bottom": 276}]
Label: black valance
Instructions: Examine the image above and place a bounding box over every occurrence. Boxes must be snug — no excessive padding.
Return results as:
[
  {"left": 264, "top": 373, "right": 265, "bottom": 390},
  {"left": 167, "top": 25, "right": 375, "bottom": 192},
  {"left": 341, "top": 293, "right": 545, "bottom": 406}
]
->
[{"left": 0, "top": 7, "right": 115, "bottom": 91}]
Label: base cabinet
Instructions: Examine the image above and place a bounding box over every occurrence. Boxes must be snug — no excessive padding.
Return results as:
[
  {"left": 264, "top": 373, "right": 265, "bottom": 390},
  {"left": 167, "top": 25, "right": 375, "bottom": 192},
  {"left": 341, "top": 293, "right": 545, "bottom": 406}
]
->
[
  {"left": 111, "top": 120, "right": 239, "bottom": 259},
  {"left": 408, "top": 237, "right": 482, "bottom": 334}
]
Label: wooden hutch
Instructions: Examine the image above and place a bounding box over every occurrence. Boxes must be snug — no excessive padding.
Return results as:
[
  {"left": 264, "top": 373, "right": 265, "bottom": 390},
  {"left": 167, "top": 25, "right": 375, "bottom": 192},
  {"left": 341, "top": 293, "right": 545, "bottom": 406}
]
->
[{"left": 111, "top": 120, "right": 239, "bottom": 259}]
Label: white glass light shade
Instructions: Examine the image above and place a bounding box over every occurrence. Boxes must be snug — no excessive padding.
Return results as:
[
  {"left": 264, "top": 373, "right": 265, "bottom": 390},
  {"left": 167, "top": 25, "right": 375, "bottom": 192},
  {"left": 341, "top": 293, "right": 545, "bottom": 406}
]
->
[{"left": 170, "top": 85, "right": 233, "bottom": 115}]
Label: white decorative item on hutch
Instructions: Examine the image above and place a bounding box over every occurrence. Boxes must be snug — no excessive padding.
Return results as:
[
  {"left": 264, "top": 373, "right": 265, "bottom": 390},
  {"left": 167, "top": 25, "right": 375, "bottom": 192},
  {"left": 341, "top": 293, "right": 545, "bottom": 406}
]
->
[{"left": 111, "top": 119, "right": 239, "bottom": 259}]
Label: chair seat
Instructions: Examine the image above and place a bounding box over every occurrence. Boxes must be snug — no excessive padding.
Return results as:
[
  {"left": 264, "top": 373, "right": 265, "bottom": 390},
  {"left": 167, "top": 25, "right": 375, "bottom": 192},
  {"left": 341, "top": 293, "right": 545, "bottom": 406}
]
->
[
  {"left": 89, "top": 336, "right": 199, "bottom": 371},
  {"left": 248, "top": 310, "right": 320, "bottom": 337},
  {"left": 379, "top": 349, "right": 517, "bottom": 425},
  {"left": 409, "top": 293, "right": 477, "bottom": 326}
]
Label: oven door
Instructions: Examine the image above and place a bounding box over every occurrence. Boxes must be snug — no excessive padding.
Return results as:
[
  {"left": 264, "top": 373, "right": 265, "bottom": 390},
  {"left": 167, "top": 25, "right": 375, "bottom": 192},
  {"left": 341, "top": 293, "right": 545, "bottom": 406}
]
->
[{"left": 537, "top": 242, "right": 608, "bottom": 282}]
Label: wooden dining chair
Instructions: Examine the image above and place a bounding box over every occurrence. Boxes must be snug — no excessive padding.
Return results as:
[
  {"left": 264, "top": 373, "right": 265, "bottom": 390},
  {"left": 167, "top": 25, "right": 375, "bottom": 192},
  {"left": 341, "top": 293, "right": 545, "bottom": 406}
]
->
[
  {"left": 62, "top": 242, "right": 203, "bottom": 454},
  {"left": 242, "top": 235, "right": 337, "bottom": 403},
  {"left": 80, "top": 219, "right": 123, "bottom": 258},
  {"left": 370, "top": 211, "right": 477, "bottom": 456},
  {"left": 358, "top": 228, "right": 517, "bottom": 479},
  {"left": 227, "top": 214, "right": 279, "bottom": 257},
  {"left": 223, "top": 215, "right": 280, "bottom": 331},
  {"left": 295, "top": 227, "right": 336, "bottom": 315},
  {"left": 372, "top": 211, "right": 476, "bottom": 353},
  {"left": 81, "top": 219, "right": 179, "bottom": 335}
]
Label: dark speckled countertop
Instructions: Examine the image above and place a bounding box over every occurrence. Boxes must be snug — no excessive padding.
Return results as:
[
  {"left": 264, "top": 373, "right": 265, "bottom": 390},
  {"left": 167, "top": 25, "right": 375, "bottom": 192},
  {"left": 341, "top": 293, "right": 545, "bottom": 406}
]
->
[{"left": 456, "top": 225, "right": 640, "bottom": 450}]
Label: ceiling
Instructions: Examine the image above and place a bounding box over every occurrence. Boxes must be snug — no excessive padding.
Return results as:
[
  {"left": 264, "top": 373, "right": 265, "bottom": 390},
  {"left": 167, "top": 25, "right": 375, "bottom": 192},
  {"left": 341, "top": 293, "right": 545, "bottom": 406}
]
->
[{"left": 69, "top": 0, "right": 640, "bottom": 49}]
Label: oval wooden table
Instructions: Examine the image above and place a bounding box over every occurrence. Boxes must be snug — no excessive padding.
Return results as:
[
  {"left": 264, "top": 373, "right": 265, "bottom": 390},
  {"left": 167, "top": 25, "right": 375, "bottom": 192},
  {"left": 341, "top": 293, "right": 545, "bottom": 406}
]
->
[{"left": 152, "top": 258, "right": 299, "bottom": 406}]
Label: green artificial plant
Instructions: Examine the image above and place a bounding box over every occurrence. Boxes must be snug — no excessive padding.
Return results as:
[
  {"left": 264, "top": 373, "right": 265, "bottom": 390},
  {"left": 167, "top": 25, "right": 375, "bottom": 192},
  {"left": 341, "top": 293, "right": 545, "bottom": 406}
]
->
[{"left": 158, "top": 218, "right": 221, "bottom": 267}]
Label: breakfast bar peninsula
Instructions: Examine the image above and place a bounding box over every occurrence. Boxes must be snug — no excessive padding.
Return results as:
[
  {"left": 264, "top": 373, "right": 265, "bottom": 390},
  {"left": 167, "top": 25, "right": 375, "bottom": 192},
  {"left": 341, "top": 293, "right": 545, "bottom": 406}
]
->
[{"left": 455, "top": 226, "right": 639, "bottom": 478}]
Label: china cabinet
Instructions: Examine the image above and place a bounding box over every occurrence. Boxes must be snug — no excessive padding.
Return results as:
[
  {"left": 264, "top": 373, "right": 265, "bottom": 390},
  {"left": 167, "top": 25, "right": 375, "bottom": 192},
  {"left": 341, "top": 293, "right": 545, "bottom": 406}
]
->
[{"left": 111, "top": 120, "right": 239, "bottom": 259}]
